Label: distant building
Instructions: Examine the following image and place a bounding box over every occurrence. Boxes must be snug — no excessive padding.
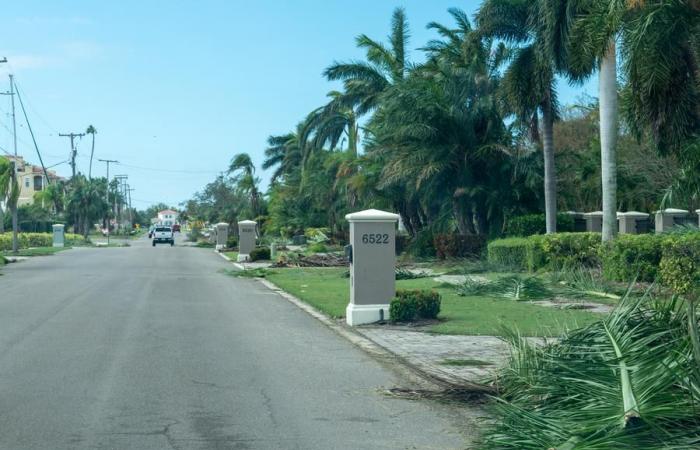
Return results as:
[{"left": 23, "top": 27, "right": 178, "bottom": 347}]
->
[
  {"left": 3, "top": 155, "right": 64, "bottom": 207},
  {"left": 157, "top": 209, "right": 179, "bottom": 226}
]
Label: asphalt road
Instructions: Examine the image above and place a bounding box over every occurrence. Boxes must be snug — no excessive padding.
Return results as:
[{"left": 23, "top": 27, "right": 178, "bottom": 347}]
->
[{"left": 0, "top": 235, "right": 471, "bottom": 449}]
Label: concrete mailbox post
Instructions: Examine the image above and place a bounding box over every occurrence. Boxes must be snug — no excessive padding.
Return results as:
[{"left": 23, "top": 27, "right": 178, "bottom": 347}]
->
[
  {"left": 584, "top": 211, "right": 603, "bottom": 232},
  {"left": 208, "top": 227, "right": 216, "bottom": 244},
  {"left": 345, "top": 209, "right": 400, "bottom": 326},
  {"left": 655, "top": 208, "right": 690, "bottom": 233},
  {"left": 618, "top": 211, "right": 650, "bottom": 234},
  {"left": 696, "top": 210, "right": 700, "bottom": 228},
  {"left": 565, "top": 211, "right": 587, "bottom": 232},
  {"left": 52, "top": 224, "right": 65, "bottom": 248},
  {"left": 215, "top": 223, "right": 228, "bottom": 250},
  {"left": 237, "top": 220, "right": 257, "bottom": 262}
]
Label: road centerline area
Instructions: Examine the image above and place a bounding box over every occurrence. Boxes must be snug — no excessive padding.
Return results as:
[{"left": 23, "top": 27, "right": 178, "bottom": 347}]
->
[{"left": 0, "top": 236, "right": 472, "bottom": 449}]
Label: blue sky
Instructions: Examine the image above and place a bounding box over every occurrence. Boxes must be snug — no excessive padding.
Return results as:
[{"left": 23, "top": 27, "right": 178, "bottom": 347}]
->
[{"left": 0, "top": 1, "right": 596, "bottom": 209}]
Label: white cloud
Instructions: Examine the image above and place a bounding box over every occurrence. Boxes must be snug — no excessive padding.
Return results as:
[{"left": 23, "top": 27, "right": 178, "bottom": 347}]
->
[{"left": 0, "top": 40, "right": 104, "bottom": 73}]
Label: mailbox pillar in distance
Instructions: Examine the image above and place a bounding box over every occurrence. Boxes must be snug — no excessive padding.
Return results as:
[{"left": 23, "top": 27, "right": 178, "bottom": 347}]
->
[
  {"left": 345, "top": 209, "right": 399, "bottom": 326},
  {"left": 237, "top": 220, "right": 257, "bottom": 262},
  {"left": 215, "top": 223, "right": 228, "bottom": 250},
  {"left": 52, "top": 224, "right": 65, "bottom": 248}
]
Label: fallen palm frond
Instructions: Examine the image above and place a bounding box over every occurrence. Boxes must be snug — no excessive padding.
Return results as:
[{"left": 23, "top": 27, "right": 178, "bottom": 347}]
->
[
  {"left": 551, "top": 266, "right": 622, "bottom": 300},
  {"left": 395, "top": 268, "right": 431, "bottom": 280},
  {"left": 458, "top": 275, "right": 553, "bottom": 301},
  {"left": 481, "top": 289, "right": 700, "bottom": 449}
]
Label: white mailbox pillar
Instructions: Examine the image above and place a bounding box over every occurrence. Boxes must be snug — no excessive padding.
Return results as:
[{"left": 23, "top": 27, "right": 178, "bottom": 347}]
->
[
  {"left": 618, "top": 211, "right": 650, "bottom": 234},
  {"left": 237, "top": 220, "right": 257, "bottom": 262},
  {"left": 52, "top": 224, "right": 65, "bottom": 248},
  {"left": 655, "top": 208, "right": 690, "bottom": 233},
  {"left": 583, "top": 211, "right": 603, "bottom": 232},
  {"left": 345, "top": 209, "right": 399, "bottom": 326},
  {"left": 215, "top": 222, "right": 228, "bottom": 250}
]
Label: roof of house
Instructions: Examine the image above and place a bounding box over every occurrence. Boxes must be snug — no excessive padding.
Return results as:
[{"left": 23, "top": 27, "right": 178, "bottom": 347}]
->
[{"left": 158, "top": 209, "right": 178, "bottom": 215}]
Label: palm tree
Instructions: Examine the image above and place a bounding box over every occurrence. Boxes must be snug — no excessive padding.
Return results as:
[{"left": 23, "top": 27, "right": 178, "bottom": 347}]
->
[
  {"left": 566, "top": 0, "right": 632, "bottom": 242},
  {"left": 477, "top": 0, "right": 572, "bottom": 234},
  {"left": 301, "top": 91, "right": 360, "bottom": 160},
  {"left": 0, "top": 156, "right": 20, "bottom": 251},
  {"left": 323, "top": 7, "right": 409, "bottom": 116},
  {"left": 228, "top": 153, "right": 261, "bottom": 218},
  {"left": 262, "top": 130, "right": 303, "bottom": 183},
  {"left": 86, "top": 125, "right": 97, "bottom": 179}
]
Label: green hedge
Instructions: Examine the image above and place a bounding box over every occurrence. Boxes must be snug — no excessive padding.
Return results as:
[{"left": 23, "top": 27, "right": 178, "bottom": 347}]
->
[
  {"left": 0, "top": 232, "right": 90, "bottom": 251},
  {"left": 489, "top": 231, "right": 700, "bottom": 291},
  {"left": 504, "top": 213, "right": 575, "bottom": 237},
  {"left": 659, "top": 233, "right": 700, "bottom": 295},
  {"left": 487, "top": 237, "right": 532, "bottom": 270},
  {"left": 601, "top": 234, "right": 664, "bottom": 282},
  {"left": 249, "top": 246, "right": 271, "bottom": 261},
  {"left": 488, "top": 233, "right": 602, "bottom": 271},
  {"left": 389, "top": 289, "right": 441, "bottom": 322}
]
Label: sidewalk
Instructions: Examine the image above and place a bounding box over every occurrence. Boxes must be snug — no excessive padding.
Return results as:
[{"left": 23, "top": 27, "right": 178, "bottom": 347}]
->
[
  {"left": 356, "top": 328, "right": 509, "bottom": 385},
  {"left": 257, "top": 276, "right": 511, "bottom": 389}
]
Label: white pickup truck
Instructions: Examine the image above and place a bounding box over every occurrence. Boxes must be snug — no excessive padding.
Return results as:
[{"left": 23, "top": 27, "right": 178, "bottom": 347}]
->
[{"left": 152, "top": 226, "right": 174, "bottom": 247}]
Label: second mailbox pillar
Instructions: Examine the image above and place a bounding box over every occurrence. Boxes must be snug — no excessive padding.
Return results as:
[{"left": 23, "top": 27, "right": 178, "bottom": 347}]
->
[
  {"left": 345, "top": 209, "right": 399, "bottom": 326},
  {"left": 52, "top": 224, "right": 65, "bottom": 248},
  {"left": 215, "top": 223, "right": 229, "bottom": 250},
  {"left": 237, "top": 220, "right": 257, "bottom": 262}
]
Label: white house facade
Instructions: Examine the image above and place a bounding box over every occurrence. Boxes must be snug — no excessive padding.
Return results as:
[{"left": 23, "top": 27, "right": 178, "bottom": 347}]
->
[{"left": 157, "top": 209, "right": 179, "bottom": 226}]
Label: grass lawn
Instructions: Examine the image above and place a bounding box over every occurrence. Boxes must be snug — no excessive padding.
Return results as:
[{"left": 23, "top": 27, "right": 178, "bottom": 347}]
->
[
  {"left": 265, "top": 267, "right": 602, "bottom": 336},
  {"left": 223, "top": 251, "right": 238, "bottom": 261},
  {"left": 2, "top": 246, "right": 71, "bottom": 257}
]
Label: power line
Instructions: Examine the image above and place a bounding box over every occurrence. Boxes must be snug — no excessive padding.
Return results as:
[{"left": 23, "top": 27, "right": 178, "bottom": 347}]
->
[
  {"left": 115, "top": 161, "right": 219, "bottom": 174},
  {"left": 15, "top": 80, "right": 50, "bottom": 185}
]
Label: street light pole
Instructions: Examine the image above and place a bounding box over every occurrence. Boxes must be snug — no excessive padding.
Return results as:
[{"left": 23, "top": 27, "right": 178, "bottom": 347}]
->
[{"left": 98, "top": 159, "right": 118, "bottom": 245}]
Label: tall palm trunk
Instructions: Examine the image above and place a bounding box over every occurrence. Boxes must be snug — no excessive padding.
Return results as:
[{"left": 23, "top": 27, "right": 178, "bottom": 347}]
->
[
  {"left": 542, "top": 97, "right": 557, "bottom": 234},
  {"left": 347, "top": 113, "right": 358, "bottom": 159},
  {"left": 600, "top": 40, "right": 618, "bottom": 242},
  {"left": 88, "top": 134, "right": 95, "bottom": 179}
]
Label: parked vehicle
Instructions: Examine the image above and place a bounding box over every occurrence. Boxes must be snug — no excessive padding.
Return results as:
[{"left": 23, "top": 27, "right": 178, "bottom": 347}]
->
[
  {"left": 152, "top": 226, "right": 174, "bottom": 246},
  {"left": 148, "top": 226, "right": 155, "bottom": 238},
  {"left": 172, "top": 223, "right": 181, "bottom": 233}
]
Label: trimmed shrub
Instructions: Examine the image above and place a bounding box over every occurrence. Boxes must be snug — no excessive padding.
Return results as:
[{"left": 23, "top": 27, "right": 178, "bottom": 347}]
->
[
  {"left": 414, "top": 290, "right": 441, "bottom": 319},
  {"left": 0, "top": 232, "right": 89, "bottom": 250},
  {"left": 226, "top": 236, "right": 238, "bottom": 249},
  {"left": 65, "top": 234, "right": 90, "bottom": 247},
  {"left": 531, "top": 232, "right": 602, "bottom": 270},
  {"left": 659, "top": 232, "right": 700, "bottom": 295},
  {"left": 389, "top": 289, "right": 441, "bottom": 322},
  {"left": 488, "top": 232, "right": 602, "bottom": 272},
  {"left": 389, "top": 296, "right": 417, "bottom": 322},
  {"left": 433, "top": 234, "right": 487, "bottom": 259},
  {"left": 308, "top": 242, "right": 328, "bottom": 253},
  {"left": 487, "top": 237, "right": 531, "bottom": 270},
  {"left": 601, "top": 234, "right": 664, "bottom": 282},
  {"left": 504, "top": 213, "right": 575, "bottom": 237},
  {"left": 249, "top": 246, "right": 271, "bottom": 262}
]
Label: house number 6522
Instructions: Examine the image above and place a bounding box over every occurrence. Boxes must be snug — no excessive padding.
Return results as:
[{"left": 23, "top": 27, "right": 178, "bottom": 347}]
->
[{"left": 361, "top": 233, "right": 389, "bottom": 244}]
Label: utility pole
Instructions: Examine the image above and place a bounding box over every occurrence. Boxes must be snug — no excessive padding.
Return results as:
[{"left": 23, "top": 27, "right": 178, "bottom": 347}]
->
[
  {"left": 127, "top": 187, "right": 135, "bottom": 230},
  {"left": 0, "top": 72, "right": 19, "bottom": 253},
  {"left": 98, "top": 159, "right": 118, "bottom": 245},
  {"left": 59, "top": 132, "right": 85, "bottom": 178},
  {"left": 114, "top": 174, "right": 128, "bottom": 231}
]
